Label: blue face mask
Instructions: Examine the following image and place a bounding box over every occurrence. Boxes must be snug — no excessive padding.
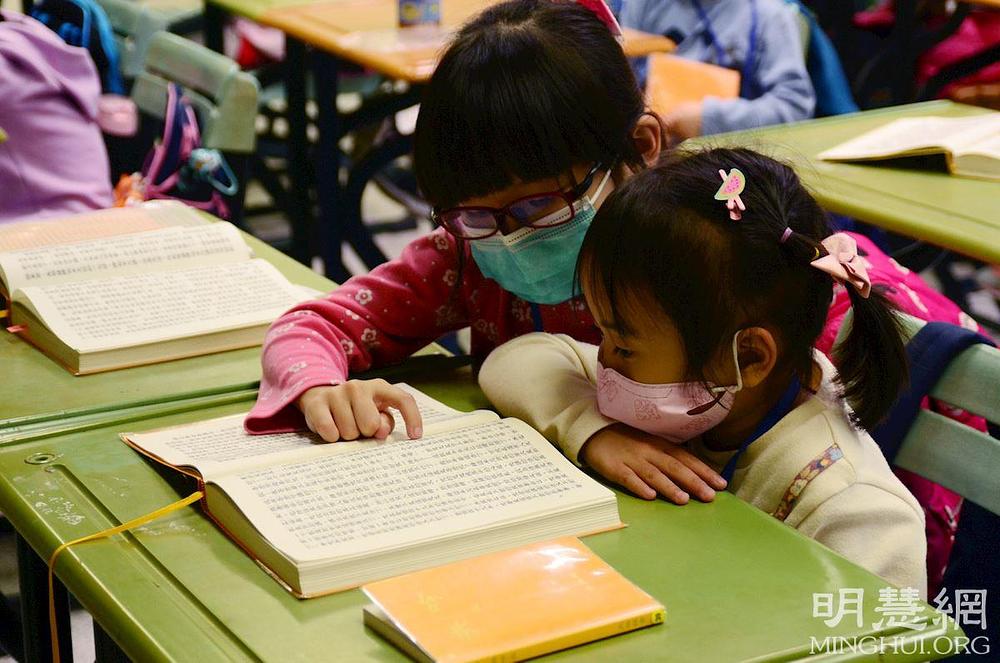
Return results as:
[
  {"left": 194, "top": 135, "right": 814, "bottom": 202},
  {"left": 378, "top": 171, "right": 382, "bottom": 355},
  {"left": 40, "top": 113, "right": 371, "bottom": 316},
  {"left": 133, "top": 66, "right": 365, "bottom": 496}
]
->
[{"left": 470, "top": 170, "right": 613, "bottom": 305}]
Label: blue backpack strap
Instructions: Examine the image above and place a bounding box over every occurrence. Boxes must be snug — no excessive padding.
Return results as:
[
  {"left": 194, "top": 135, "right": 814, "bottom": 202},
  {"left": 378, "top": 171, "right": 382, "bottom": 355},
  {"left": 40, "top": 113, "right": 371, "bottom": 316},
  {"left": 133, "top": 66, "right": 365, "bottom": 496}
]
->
[{"left": 871, "top": 322, "right": 996, "bottom": 463}]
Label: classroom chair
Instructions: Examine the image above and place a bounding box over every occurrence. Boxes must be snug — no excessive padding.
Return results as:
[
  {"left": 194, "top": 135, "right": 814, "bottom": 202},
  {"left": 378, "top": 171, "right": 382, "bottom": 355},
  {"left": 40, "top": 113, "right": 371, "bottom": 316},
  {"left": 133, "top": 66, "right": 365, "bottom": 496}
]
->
[
  {"left": 870, "top": 314, "right": 1000, "bottom": 516},
  {"left": 122, "top": 32, "right": 259, "bottom": 224},
  {"left": 836, "top": 312, "right": 999, "bottom": 658},
  {"left": 97, "top": 0, "right": 170, "bottom": 81}
]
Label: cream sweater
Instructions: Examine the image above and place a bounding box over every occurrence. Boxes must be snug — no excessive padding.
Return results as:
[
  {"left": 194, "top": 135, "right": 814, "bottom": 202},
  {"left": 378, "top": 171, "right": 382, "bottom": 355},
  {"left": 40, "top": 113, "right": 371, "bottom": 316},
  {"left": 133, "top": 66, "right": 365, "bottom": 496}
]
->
[{"left": 479, "top": 332, "right": 927, "bottom": 596}]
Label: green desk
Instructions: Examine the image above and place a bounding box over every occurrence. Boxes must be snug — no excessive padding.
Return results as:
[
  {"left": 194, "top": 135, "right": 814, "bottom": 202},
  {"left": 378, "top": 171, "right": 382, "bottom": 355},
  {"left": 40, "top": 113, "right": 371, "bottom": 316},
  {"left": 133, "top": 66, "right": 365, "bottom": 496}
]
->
[
  {"left": 2, "top": 375, "right": 964, "bottom": 662},
  {"left": 709, "top": 101, "right": 1000, "bottom": 265},
  {"left": 0, "top": 232, "right": 332, "bottom": 442}
]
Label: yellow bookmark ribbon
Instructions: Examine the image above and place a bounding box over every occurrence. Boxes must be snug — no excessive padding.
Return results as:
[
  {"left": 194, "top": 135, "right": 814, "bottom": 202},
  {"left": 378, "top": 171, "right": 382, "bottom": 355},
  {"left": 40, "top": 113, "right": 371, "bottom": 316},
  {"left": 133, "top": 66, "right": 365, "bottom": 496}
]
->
[{"left": 47, "top": 491, "right": 204, "bottom": 663}]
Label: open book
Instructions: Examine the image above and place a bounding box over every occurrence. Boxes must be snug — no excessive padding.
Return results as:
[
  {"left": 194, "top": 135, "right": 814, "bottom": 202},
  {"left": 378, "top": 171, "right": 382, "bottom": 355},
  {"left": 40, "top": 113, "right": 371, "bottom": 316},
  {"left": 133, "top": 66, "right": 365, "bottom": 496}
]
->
[
  {"left": 0, "top": 203, "right": 309, "bottom": 374},
  {"left": 122, "top": 386, "right": 622, "bottom": 598},
  {"left": 817, "top": 113, "right": 1000, "bottom": 181}
]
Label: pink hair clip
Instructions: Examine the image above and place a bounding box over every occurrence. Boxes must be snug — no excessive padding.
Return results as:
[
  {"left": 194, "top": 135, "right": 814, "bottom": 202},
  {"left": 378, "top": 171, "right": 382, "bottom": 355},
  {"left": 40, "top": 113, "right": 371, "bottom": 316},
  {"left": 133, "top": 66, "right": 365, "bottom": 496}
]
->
[
  {"left": 715, "top": 168, "right": 746, "bottom": 221},
  {"left": 575, "top": 0, "right": 624, "bottom": 41}
]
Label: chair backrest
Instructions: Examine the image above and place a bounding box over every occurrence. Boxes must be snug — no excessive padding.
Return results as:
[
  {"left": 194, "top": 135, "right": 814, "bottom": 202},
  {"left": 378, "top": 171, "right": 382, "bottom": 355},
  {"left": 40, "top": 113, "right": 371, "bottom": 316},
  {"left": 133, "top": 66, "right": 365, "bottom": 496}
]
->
[
  {"left": 96, "top": 0, "right": 168, "bottom": 79},
  {"left": 131, "top": 32, "right": 259, "bottom": 154},
  {"left": 834, "top": 312, "right": 1000, "bottom": 515}
]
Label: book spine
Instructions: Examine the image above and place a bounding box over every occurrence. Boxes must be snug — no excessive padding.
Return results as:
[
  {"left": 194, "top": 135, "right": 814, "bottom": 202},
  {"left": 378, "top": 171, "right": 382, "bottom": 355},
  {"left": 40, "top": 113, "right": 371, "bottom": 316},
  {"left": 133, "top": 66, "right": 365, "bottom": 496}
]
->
[{"left": 471, "top": 607, "right": 666, "bottom": 663}]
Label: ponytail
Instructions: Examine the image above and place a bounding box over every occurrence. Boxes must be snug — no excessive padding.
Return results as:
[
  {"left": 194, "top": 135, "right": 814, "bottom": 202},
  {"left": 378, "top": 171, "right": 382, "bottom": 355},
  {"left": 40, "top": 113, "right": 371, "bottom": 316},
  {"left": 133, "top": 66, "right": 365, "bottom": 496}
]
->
[{"left": 833, "top": 286, "right": 909, "bottom": 430}]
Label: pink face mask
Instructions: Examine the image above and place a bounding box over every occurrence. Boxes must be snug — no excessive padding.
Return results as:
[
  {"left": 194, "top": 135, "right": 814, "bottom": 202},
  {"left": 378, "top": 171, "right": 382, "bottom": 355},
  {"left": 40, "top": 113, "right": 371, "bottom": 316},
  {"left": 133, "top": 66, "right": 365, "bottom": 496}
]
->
[{"left": 596, "top": 333, "right": 744, "bottom": 443}]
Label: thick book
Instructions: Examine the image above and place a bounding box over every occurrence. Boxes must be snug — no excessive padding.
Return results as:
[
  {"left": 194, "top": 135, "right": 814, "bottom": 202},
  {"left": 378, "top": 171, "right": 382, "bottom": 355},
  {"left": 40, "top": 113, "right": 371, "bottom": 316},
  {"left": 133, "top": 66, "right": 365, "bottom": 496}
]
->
[
  {"left": 0, "top": 203, "right": 309, "bottom": 374},
  {"left": 645, "top": 53, "right": 739, "bottom": 118},
  {"left": 362, "top": 537, "right": 664, "bottom": 663},
  {"left": 121, "top": 386, "right": 623, "bottom": 598},
  {"left": 817, "top": 113, "right": 1000, "bottom": 182}
]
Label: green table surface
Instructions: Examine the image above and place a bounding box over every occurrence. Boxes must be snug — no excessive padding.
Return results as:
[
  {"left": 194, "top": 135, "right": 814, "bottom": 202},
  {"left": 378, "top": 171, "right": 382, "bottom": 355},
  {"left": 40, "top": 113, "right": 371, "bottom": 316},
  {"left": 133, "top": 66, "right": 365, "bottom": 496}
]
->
[
  {"left": 1, "top": 374, "right": 963, "bottom": 662},
  {"left": 708, "top": 101, "right": 1000, "bottom": 265},
  {"left": 0, "top": 232, "right": 333, "bottom": 440}
]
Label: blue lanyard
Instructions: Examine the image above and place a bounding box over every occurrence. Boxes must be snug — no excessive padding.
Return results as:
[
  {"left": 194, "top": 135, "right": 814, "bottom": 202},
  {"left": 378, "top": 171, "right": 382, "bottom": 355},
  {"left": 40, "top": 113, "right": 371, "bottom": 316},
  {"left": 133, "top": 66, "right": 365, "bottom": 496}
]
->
[
  {"left": 530, "top": 303, "right": 544, "bottom": 332},
  {"left": 689, "top": 0, "right": 759, "bottom": 98},
  {"left": 720, "top": 374, "right": 801, "bottom": 483}
]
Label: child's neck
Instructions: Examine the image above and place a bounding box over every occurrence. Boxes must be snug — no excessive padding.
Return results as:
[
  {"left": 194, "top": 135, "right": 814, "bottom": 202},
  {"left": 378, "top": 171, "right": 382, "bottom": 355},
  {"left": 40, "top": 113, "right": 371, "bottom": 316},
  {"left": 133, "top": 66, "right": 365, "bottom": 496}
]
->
[{"left": 702, "top": 367, "right": 815, "bottom": 452}]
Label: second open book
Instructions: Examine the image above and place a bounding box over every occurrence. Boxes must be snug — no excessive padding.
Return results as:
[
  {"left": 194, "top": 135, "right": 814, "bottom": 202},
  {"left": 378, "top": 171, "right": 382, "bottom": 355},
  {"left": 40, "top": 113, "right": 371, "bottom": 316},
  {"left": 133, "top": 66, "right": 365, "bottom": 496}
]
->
[
  {"left": 0, "top": 203, "right": 310, "bottom": 374},
  {"left": 122, "top": 385, "right": 622, "bottom": 598}
]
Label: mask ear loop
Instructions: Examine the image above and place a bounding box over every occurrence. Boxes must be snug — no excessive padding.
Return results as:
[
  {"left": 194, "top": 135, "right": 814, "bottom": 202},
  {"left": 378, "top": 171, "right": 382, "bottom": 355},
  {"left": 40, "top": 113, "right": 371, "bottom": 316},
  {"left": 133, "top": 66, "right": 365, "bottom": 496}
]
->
[
  {"left": 709, "top": 331, "right": 745, "bottom": 395},
  {"left": 687, "top": 332, "right": 744, "bottom": 415}
]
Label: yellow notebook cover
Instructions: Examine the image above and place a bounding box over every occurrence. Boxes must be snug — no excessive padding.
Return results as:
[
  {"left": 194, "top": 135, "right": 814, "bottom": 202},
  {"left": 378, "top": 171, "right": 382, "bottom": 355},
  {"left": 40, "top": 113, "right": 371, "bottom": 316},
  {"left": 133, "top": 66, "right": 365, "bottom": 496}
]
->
[
  {"left": 646, "top": 52, "right": 740, "bottom": 116},
  {"left": 362, "top": 537, "right": 665, "bottom": 663}
]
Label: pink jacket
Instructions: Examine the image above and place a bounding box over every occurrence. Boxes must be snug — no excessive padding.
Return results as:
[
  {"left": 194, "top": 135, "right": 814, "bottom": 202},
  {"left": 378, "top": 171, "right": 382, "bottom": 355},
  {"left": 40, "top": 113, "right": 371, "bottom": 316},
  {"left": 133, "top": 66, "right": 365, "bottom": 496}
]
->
[
  {"left": 0, "top": 10, "right": 113, "bottom": 222},
  {"left": 245, "top": 227, "right": 601, "bottom": 433}
]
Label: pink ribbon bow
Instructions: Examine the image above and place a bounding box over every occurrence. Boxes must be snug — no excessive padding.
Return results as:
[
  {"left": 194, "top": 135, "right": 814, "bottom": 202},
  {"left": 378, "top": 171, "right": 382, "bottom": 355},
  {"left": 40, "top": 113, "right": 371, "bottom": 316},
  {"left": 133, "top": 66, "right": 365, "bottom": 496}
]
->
[{"left": 810, "top": 233, "right": 872, "bottom": 298}]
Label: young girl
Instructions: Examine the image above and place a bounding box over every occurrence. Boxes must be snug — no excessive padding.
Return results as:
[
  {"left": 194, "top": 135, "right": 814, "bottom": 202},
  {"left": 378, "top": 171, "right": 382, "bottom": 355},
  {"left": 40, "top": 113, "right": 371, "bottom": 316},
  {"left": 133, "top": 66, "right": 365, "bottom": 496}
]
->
[
  {"left": 480, "top": 147, "right": 927, "bottom": 593},
  {"left": 246, "top": 0, "right": 673, "bottom": 443},
  {"left": 620, "top": 0, "right": 815, "bottom": 141}
]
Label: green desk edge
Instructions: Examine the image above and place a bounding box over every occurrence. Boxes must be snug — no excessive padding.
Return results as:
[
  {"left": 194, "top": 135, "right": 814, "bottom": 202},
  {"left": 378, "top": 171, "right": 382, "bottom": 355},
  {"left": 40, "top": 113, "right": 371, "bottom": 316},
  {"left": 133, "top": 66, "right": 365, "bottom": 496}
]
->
[
  {"left": 0, "top": 233, "right": 331, "bottom": 437},
  {"left": 0, "top": 375, "right": 965, "bottom": 662},
  {"left": 703, "top": 101, "right": 1000, "bottom": 265}
]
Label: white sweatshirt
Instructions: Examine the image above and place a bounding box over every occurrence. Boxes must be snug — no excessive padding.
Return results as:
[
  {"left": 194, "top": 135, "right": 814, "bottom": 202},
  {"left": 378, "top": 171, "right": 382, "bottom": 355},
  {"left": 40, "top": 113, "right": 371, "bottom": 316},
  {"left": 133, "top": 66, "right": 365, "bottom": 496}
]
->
[{"left": 479, "top": 332, "right": 927, "bottom": 596}]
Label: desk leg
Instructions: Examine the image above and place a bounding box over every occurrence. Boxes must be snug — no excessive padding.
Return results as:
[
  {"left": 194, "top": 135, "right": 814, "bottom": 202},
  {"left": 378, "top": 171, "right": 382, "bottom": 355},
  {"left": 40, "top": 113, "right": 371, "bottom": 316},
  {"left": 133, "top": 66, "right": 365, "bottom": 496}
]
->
[
  {"left": 312, "top": 52, "right": 350, "bottom": 282},
  {"left": 285, "top": 38, "right": 315, "bottom": 266},
  {"left": 203, "top": 2, "right": 226, "bottom": 55},
  {"left": 17, "top": 534, "right": 73, "bottom": 663}
]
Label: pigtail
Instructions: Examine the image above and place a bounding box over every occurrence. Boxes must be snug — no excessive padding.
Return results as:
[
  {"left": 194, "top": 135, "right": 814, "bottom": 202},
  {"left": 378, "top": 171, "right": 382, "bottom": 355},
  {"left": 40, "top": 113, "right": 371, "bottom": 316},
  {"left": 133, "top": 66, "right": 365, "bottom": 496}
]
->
[{"left": 833, "top": 286, "right": 909, "bottom": 430}]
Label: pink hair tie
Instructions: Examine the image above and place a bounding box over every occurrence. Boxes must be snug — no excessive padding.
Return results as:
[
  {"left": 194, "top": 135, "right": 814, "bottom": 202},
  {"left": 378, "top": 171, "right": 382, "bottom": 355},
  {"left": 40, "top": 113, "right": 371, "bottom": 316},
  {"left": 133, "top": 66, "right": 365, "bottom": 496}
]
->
[
  {"left": 780, "top": 227, "right": 793, "bottom": 244},
  {"left": 810, "top": 233, "right": 872, "bottom": 298}
]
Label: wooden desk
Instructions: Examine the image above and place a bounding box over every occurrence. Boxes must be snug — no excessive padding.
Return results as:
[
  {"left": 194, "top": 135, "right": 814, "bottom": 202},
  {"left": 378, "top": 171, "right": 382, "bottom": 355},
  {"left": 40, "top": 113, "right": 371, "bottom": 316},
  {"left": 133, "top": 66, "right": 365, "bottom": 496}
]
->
[
  {"left": 708, "top": 101, "right": 1000, "bottom": 265},
  {"left": 2, "top": 379, "right": 965, "bottom": 662},
  {"left": 254, "top": 0, "right": 672, "bottom": 82}
]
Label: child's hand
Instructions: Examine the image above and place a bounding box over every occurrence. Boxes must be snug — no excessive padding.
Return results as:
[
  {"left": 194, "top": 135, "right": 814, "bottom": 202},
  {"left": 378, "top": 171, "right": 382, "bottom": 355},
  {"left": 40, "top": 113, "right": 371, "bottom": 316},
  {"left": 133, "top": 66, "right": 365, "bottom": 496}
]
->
[
  {"left": 663, "top": 102, "right": 704, "bottom": 144},
  {"left": 581, "top": 424, "right": 726, "bottom": 504},
  {"left": 296, "top": 380, "right": 423, "bottom": 442}
]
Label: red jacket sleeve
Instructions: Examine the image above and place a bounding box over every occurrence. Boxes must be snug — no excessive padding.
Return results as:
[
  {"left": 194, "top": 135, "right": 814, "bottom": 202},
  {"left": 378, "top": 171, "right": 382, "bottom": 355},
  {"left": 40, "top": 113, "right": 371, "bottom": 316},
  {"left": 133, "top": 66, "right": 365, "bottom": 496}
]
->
[{"left": 245, "top": 228, "right": 471, "bottom": 433}]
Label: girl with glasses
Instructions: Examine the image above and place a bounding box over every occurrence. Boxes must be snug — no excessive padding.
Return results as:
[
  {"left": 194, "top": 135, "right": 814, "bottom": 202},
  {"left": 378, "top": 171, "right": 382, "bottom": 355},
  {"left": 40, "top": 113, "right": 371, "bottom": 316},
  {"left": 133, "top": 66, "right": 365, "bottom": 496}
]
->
[{"left": 245, "top": 0, "right": 707, "bottom": 478}]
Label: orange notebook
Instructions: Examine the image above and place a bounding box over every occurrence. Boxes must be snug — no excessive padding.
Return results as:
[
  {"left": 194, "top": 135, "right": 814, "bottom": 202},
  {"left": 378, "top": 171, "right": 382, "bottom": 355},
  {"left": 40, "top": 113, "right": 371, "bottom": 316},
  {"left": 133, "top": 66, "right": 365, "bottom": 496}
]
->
[
  {"left": 363, "top": 537, "right": 664, "bottom": 663},
  {"left": 645, "top": 53, "right": 740, "bottom": 117}
]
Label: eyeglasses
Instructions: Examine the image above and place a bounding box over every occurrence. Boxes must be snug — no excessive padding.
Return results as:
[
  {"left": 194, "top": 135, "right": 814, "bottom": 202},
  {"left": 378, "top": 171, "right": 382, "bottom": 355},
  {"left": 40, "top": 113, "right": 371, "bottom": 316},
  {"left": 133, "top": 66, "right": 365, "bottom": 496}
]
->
[{"left": 431, "top": 163, "right": 604, "bottom": 240}]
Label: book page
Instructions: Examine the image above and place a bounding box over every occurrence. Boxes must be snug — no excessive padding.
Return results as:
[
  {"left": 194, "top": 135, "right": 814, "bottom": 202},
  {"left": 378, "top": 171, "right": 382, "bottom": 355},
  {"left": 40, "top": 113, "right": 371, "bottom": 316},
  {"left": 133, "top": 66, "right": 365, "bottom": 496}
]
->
[
  {"left": 0, "top": 224, "right": 250, "bottom": 293},
  {"left": 16, "top": 259, "right": 306, "bottom": 353},
  {"left": 214, "top": 418, "right": 612, "bottom": 563},
  {"left": 123, "top": 389, "right": 493, "bottom": 477},
  {"left": 954, "top": 127, "right": 1000, "bottom": 160},
  {"left": 0, "top": 201, "right": 206, "bottom": 252},
  {"left": 818, "top": 115, "right": 1000, "bottom": 161}
]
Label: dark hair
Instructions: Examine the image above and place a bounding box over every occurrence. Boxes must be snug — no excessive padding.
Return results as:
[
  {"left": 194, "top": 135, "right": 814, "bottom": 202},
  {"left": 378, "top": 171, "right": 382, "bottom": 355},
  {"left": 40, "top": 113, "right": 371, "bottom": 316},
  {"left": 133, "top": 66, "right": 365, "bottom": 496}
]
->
[
  {"left": 413, "top": 0, "right": 646, "bottom": 210},
  {"left": 578, "top": 147, "right": 908, "bottom": 430}
]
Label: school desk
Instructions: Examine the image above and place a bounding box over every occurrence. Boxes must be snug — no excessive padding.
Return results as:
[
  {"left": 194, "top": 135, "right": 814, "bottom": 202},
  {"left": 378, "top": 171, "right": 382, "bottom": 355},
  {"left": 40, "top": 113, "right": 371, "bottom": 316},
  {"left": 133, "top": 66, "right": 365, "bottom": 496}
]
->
[
  {"left": 709, "top": 100, "right": 1000, "bottom": 265},
  {"left": 201, "top": 0, "right": 674, "bottom": 280},
  {"left": 3, "top": 380, "right": 965, "bottom": 662},
  {"left": 0, "top": 231, "right": 335, "bottom": 442}
]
